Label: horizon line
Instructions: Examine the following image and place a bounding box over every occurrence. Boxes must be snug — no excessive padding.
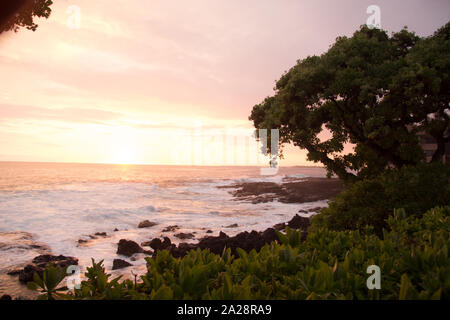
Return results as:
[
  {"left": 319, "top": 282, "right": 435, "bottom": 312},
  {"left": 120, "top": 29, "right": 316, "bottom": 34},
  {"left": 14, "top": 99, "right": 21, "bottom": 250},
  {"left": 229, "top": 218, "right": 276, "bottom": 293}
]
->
[{"left": 0, "top": 160, "right": 325, "bottom": 168}]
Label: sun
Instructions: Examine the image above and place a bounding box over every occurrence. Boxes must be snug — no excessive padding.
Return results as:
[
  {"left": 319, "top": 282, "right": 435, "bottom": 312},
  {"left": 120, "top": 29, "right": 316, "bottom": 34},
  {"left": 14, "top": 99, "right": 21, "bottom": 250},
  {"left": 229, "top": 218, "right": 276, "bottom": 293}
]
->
[
  {"left": 110, "top": 146, "right": 139, "bottom": 164},
  {"left": 105, "top": 127, "right": 144, "bottom": 165}
]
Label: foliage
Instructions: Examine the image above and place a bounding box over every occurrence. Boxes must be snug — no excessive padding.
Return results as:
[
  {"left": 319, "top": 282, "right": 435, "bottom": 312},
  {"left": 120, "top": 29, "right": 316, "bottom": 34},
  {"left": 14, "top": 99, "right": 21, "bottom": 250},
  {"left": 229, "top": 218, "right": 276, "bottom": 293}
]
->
[
  {"left": 27, "top": 206, "right": 450, "bottom": 300},
  {"left": 249, "top": 23, "right": 450, "bottom": 181},
  {"left": 400, "top": 23, "right": 450, "bottom": 162},
  {"left": 26, "top": 263, "right": 69, "bottom": 300},
  {"left": 311, "top": 163, "right": 450, "bottom": 234},
  {"left": 72, "top": 259, "right": 134, "bottom": 300},
  {"left": 0, "top": 0, "right": 53, "bottom": 33}
]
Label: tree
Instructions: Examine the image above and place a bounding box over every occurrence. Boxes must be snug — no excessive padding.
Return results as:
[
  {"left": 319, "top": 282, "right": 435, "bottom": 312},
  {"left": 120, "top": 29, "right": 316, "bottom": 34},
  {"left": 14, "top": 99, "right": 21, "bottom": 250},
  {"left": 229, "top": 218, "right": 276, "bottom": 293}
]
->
[
  {"left": 0, "top": 0, "right": 53, "bottom": 34},
  {"left": 250, "top": 23, "right": 450, "bottom": 181},
  {"left": 401, "top": 23, "right": 450, "bottom": 163}
]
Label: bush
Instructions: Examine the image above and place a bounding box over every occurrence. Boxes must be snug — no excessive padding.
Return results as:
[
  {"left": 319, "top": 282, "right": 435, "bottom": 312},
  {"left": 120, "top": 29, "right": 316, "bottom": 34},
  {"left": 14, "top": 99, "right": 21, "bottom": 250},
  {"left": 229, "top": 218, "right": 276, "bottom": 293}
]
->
[
  {"left": 311, "top": 163, "right": 450, "bottom": 234},
  {"left": 28, "top": 206, "right": 450, "bottom": 300}
]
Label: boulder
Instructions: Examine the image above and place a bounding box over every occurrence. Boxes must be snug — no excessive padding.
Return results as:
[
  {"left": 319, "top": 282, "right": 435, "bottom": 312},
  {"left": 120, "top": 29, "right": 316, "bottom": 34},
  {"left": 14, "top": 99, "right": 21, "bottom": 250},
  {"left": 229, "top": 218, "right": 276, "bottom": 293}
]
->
[
  {"left": 287, "top": 214, "right": 311, "bottom": 231},
  {"left": 226, "top": 231, "right": 266, "bottom": 254},
  {"left": 162, "top": 225, "right": 179, "bottom": 232},
  {"left": 174, "top": 232, "right": 195, "bottom": 240},
  {"left": 219, "top": 231, "right": 229, "bottom": 239},
  {"left": 225, "top": 223, "right": 238, "bottom": 228},
  {"left": 177, "top": 242, "right": 197, "bottom": 252},
  {"left": 112, "top": 259, "right": 133, "bottom": 270},
  {"left": 197, "top": 232, "right": 229, "bottom": 255},
  {"left": 117, "top": 239, "right": 144, "bottom": 257},
  {"left": 17, "top": 254, "right": 78, "bottom": 283},
  {"left": 170, "top": 243, "right": 197, "bottom": 258},
  {"left": 32, "top": 254, "right": 78, "bottom": 268},
  {"left": 18, "top": 264, "right": 41, "bottom": 283},
  {"left": 147, "top": 237, "right": 172, "bottom": 251},
  {"left": 138, "top": 220, "right": 157, "bottom": 228},
  {"left": 261, "top": 228, "right": 278, "bottom": 243}
]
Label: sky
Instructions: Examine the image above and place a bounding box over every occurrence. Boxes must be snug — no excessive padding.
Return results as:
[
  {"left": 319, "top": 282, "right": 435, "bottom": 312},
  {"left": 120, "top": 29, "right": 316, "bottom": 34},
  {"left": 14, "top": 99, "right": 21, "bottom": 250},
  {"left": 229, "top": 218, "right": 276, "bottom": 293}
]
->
[{"left": 0, "top": 0, "right": 449, "bottom": 166}]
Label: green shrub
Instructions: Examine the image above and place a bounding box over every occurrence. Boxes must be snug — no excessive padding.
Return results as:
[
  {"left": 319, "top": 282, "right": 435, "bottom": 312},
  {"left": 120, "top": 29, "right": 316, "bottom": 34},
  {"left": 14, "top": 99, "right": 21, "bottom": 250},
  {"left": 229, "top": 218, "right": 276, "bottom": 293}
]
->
[
  {"left": 311, "top": 163, "right": 450, "bottom": 234},
  {"left": 73, "top": 259, "right": 137, "bottom": 300},
  {"left": 26, "top": 263, "right": 69, "bottom": 300},
  {"left": 27, "top": 206, "right": 450, "bottom": 300}
]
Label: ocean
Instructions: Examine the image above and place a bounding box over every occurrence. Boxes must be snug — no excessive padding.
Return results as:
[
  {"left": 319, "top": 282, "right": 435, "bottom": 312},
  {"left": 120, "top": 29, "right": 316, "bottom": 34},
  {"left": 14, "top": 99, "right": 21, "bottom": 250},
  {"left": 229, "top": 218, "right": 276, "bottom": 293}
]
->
[{"left": 0, "top": 162, "right": 327, "bottom": 284}]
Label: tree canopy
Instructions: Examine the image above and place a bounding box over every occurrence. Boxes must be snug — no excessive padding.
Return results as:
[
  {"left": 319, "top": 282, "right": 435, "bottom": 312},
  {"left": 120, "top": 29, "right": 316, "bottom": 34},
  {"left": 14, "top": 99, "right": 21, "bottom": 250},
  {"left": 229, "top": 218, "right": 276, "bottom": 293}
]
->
[
  {"left": 0, "top": 0, "right": 53, "bottom": 34},
  {"left": 250, "top": 23, "right": 450, "bottom": 181}
]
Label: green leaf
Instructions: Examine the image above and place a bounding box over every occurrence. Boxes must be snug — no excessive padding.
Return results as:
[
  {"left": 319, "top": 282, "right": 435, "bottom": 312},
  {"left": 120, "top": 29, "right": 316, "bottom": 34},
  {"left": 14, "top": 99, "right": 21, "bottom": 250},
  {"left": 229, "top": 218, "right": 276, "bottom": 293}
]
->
[
  {"left": 399, "top": 274, "right": 412, "bottom": 300},
  {"left": 152, "top": 286, "right": 173, "bottom": 300},
  {"left": 27, "top": 281, "right": 39, "bottom": 291}
]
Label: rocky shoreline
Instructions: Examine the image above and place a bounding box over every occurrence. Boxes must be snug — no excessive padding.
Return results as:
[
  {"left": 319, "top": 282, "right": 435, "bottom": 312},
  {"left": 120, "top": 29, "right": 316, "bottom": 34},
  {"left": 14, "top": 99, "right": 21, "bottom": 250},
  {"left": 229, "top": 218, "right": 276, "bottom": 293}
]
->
[
  {"left": 5, "top": 212, "right": 314, "bottom": 292},
  {"left": 7, "top": 255, "right": 79, "bottom": 284},
  {"left": 110, "top": 177, "right": 342, "bottom": 264},
  {"left": 2, "top": 177, "right": 343, "bottom": 299},
  {"left": 218, "top": 177, "right": 343, "bottom": 204},
  {"left": 137, "top": 213, "right": 312, "bottom": 259}
]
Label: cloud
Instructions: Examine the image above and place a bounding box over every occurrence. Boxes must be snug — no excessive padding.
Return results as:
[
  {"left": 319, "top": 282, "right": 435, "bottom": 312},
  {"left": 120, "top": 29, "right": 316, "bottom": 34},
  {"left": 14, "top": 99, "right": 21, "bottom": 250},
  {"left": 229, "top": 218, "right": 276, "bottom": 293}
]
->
[
  {"left": 0, "top": 0, "right": 449, "bottom": 164},
  {"left": 0, "top": 104, "right": 124, "bottom": 125}
]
